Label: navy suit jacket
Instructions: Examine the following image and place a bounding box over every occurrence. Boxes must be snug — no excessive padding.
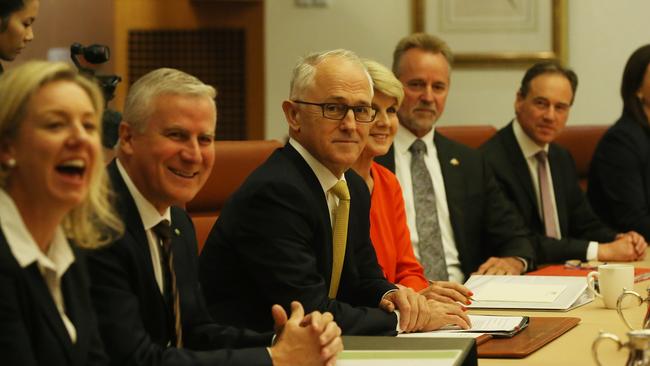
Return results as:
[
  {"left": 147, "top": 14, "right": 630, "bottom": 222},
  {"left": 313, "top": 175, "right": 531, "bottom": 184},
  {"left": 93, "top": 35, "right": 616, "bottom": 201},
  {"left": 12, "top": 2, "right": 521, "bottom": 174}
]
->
[
  {"left": 85, "top": 161, "right": 272, "bottom": 366},
  {"left": 0, "top": 234, "right": 108, "bottom": 366},
  {"left": 481, "top": 123, "right": 616, "bottom": 263},
  {"left": 199, "top": 143, "right": 399, "bottom": 335},
  {"left": 589, "top": 113, "right": 650, "bottom": 241},
  {"left": 375, "top": 131, "right": 536, "bottom": 278}
]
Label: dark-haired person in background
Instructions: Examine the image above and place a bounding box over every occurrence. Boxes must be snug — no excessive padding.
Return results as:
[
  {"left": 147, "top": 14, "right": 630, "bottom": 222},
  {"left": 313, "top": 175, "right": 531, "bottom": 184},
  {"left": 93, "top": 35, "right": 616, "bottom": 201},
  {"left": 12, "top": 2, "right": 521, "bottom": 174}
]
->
[
  {"left": 481, "top": 61, "right": 646, "bottom": 264},
  {"left": 589, "top": 45, "right": 650, "bottom": 243},
  {"left": 0, "top": 0, "right": 39, "bottom": 73}
]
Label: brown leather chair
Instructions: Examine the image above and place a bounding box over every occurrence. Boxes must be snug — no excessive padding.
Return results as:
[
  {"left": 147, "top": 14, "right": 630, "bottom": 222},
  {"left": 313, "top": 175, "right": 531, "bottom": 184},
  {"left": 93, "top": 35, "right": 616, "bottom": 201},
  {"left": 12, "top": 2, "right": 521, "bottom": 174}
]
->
[
  {"left": 436, "top": 125, "right": 497, "bottom": 149},
  {"left": 554, "top": 125, "right": 609, "bottom": 191},
  {"left": 186, "top": 140, "right": 283, "bottom": 252}
]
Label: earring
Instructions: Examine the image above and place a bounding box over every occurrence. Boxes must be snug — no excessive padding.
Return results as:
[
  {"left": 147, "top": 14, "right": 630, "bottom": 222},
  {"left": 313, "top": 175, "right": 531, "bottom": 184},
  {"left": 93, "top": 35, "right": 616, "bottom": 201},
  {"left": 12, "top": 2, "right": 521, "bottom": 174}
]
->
[{"left": 5, "top": 158, "right": 15, "bottom": 168}]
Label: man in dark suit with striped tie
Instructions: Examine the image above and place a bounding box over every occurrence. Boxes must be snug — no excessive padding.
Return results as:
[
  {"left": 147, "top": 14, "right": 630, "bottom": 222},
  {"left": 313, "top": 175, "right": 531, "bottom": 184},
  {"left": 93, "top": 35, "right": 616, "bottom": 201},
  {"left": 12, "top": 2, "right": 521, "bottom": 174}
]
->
[{"left": 86, "top": 67, "right": 342, "bottom": 366}]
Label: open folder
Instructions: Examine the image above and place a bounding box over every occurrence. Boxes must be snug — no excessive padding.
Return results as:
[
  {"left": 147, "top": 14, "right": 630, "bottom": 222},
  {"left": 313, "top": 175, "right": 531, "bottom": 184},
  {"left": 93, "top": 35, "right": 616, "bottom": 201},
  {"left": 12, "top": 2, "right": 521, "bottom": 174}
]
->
[{"left": 464, "top": 275, "right": 593, "bottom": 311}]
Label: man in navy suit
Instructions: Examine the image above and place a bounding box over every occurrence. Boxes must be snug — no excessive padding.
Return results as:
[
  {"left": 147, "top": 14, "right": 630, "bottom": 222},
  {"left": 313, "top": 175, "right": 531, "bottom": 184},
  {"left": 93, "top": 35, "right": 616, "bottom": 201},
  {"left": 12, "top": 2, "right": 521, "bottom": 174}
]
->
[
  {"left": 199, "top": 49, "right": 470, "bottom": 336},
  {"left": 86, "top": 68, "right": 342, "bottom": 366},
  {"left": 374, "top": 33, "right": 535, "bottom": 283},
  {"left": 481, "top": 61, "right": 647, "bottom": 264}
]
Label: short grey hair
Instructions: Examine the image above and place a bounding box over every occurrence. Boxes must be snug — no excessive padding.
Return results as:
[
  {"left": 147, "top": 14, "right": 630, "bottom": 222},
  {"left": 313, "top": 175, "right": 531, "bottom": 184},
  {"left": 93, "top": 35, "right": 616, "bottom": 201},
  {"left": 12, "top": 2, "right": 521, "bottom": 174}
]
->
[
  {"left": 123, "top": 68, "right": 217, "bottom": 132},
  {"left": 289, "top": 49, "right": 373, "bottom": 100},
  {"left": 392, "top": 33, "right": 453, "bottom": 78}
]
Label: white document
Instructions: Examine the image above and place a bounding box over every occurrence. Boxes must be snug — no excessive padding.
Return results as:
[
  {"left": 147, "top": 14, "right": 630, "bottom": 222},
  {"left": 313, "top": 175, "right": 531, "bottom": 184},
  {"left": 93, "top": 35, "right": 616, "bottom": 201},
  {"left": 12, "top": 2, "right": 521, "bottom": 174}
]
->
[
  {"left": 338, "top": 350, "right": 462, "bottom": 366},
  {"left": 439, "top": 315, "right": 524, "bottom": 332},
  {"left": 474, "top": 283, "right": 566, "bottom": 303},
  {"left": 464, "top": 275, "right": 593, "bottom": 311}
]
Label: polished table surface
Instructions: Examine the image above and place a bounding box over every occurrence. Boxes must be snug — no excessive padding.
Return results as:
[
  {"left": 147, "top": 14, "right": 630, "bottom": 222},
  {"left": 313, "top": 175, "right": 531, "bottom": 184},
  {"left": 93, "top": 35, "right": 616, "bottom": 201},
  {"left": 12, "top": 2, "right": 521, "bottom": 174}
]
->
[{"left": 476, "top": 259, "right": 650, "bottom": 365}]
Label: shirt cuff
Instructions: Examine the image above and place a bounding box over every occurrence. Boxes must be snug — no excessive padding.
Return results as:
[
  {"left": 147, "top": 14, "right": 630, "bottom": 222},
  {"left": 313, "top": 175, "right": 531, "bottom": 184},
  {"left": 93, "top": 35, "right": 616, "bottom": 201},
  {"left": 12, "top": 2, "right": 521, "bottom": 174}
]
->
[
  {"left": 394, "top": 310, "right": 402, "bottom": 333},
  {"left": 587, "top": 241, "right": 599, "bottom": 261},
  {"left": 381, "top": 289, "right": 402, "bottom": 332},
  {"left": 515, "top": 257, "right": 528, "bottom": 273}
]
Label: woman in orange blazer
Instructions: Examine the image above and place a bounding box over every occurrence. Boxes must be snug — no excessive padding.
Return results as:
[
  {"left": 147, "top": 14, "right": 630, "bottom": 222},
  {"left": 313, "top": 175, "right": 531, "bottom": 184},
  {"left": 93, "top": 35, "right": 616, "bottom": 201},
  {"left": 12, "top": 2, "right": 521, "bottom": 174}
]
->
[{"left": 352, "top": 60, "right": 472, "bottom": 304}]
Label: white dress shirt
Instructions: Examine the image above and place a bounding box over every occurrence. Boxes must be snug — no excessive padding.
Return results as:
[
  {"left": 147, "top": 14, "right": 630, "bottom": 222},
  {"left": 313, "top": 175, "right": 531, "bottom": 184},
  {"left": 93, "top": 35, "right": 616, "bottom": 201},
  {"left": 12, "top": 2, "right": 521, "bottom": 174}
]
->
[
  {"left": 0, "top": 189, "right": 77, "bottom": 343},
  {"left": 393, "top": 126, "right": 464, "bottom": 283},
  {"left": 116, "top": 159, "right": 172, "bottom": 294},
  {"left": 513, "top": 120, "right": 598, "bottom": 260}
]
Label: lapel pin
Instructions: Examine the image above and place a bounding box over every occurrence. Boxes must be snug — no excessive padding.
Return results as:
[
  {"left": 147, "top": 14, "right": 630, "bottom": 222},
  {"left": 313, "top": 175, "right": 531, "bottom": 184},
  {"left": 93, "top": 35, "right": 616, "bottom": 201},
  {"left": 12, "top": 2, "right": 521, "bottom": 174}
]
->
[
  {"left": 450, "top": 158, "right": 460, "bottom": 166},
  {"left": 174, "top": 228, "right": 181, "bottom": 236}
]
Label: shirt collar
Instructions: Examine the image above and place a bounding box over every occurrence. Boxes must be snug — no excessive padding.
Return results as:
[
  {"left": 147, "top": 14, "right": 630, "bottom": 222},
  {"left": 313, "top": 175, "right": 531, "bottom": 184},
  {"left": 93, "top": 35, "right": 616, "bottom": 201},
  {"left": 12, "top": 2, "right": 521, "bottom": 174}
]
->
[
  {"left": 513, "top": 118, "right": 549, "bottom": 159},
  {"left": 288, "top": 138, "right": 344, "bottom": 194},
  {"left": 394, "top": 124, "right": 436, "bottom": 156},
  {"left": 0, "top": 189, "right": 74, "bottom": 276},
  {"left": 116, "top": 159, "right": 171, "bottom": 230}
]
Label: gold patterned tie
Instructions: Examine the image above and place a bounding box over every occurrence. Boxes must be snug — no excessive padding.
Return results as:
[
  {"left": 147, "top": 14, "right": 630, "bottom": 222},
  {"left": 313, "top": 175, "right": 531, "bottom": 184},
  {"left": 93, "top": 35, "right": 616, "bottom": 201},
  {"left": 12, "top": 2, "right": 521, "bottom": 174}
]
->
[
  {"left": 152, "top": 220, "right": 183, "bottom": 348},
  {"left": 328, "top": 180, "right": 350, "bottom": 299}
]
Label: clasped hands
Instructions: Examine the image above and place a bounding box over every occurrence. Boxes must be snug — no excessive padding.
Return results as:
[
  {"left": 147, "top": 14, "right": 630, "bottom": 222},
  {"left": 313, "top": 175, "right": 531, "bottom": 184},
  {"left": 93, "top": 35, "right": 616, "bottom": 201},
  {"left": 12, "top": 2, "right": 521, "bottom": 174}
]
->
[
  {"left": 379, "top": 286, "right": 471, "bottom": 333},
  {"left": 270, "top": 301, "right": 342, "bottom": 366},
  {"left": 599, "top": 231, "right": 647, "bottom": 261}
]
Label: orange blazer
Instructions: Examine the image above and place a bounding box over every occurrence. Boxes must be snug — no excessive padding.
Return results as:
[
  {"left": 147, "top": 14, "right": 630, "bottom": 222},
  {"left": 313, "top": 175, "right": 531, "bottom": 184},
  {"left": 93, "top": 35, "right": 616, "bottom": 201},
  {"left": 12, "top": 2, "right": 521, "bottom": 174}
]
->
[{"left": 370, "top": 162, "right": 428, "bottom": 291}]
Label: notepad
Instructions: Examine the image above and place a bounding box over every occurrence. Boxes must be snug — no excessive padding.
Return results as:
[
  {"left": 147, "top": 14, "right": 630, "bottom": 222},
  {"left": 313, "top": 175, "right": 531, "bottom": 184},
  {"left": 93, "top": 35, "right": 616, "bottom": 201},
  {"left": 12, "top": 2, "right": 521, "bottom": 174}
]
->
[
  {"left": 440, "top": 315, "right": 528, "bottom": 337},
  {"left": 464, "top": 275, "right": 593, "bottom": 311},
  {"left": 473, "top": 283, "right": 566, "bottom": 303},
  {"left": 399, "top": 315, "right": 529, "bottom": 338}
]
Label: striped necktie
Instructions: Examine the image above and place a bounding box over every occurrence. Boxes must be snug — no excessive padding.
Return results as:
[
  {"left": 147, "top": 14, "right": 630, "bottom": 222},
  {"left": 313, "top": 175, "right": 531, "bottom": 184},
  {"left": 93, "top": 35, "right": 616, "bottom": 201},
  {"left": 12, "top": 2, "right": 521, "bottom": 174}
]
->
[{"left": 153, "top": 219, "right": 183, "bottom": 348}]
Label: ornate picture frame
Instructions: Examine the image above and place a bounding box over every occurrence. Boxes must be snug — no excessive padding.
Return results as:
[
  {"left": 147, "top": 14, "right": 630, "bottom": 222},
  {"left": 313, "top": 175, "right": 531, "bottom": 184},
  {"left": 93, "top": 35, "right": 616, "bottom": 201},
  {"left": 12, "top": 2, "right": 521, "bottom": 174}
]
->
[{"left": 412, "top": 0, "right": 567, "bottom": 66}]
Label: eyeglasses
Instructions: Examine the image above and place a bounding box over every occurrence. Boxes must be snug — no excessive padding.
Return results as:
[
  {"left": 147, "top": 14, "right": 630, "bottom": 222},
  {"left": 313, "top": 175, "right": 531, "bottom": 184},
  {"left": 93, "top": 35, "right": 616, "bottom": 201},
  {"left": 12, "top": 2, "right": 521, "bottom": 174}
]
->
[{"left": 293, "top": 100, "right": 377, "bottom": 123}]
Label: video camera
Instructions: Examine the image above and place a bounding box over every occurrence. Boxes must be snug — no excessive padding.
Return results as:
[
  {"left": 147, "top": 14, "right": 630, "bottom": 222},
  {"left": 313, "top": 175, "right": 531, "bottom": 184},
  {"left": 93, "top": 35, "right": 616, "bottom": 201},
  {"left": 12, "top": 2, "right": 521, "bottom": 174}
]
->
[
  {"left": 70, "top": 42, "right": 121, "bottom": 148},
  {"left": 70, "top": 43, "right": 121, "bottom": 105}
]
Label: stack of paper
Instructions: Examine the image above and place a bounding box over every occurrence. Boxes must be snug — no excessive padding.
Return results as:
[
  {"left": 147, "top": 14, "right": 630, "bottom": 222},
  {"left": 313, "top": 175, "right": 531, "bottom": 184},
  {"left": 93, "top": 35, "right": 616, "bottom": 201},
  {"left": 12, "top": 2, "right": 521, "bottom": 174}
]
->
[
  {"left": 464, "top": 275, "right": 593, "bottom": 310},
  {"left": 399, "top": 314, "right": 528, "bottom": 338}
]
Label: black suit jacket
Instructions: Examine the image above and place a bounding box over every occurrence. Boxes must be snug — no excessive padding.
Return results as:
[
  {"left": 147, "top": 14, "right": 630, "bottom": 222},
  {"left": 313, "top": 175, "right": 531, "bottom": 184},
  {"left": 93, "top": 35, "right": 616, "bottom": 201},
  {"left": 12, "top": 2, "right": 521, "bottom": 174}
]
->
[
  {"left": 85, "top": 161, "right": 272, "bottom": 366},
  {"left": 375, "top": 131, "right": 535, "bottom": 278},
  {"left": 481, "top": 123, "right": 616, "bottom": 263},
  {"left": 0, "top": 234, "right": 108, "bottom": 366},
  {"left": 589, "top": 113, "right": 650, "bottom": 240},
  {"left": 199, "top": 143, "right": 398, "bottom": 335}
]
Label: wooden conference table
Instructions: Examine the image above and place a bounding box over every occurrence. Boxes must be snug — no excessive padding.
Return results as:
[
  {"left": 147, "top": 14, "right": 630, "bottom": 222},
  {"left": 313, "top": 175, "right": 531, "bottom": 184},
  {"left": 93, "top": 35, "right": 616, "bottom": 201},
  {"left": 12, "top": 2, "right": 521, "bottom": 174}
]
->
[{"left": 476, "top": 259, "right": 650, "bottom": 366}]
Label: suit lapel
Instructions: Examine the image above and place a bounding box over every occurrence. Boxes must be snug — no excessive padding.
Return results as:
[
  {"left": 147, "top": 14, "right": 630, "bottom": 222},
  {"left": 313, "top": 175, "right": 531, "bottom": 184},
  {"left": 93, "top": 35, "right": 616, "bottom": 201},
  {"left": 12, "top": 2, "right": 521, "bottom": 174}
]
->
[
  {"left": 108, "top": 161, "right": 170, "bottom": 312},
  {"left": 60, "top": 263, "right": 89, "bottom": 366},
  {"left": 282, "top": 144, "right": 334, "bottom": 280},
  {"left": 434, "top": 133, "right": 466, "bottom": 251},
  {"left": 24, "top": 264, "right": 75, "bottom": 363},
  {"left": 501, "top": 124, "right": 540, "bottom": 216}
]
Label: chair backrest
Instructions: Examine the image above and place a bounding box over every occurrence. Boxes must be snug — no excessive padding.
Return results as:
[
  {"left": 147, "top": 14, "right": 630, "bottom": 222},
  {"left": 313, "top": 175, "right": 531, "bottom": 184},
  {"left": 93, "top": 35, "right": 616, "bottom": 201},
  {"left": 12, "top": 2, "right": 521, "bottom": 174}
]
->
[
  {"left": 436, "top": 125, "right": 498, "bottom": 149},
  {"left": 554, "top": 124, "right": 609, "bottom": 191},
  {"left": 186, "top": 139, "right": 283, "bottom": 251}
]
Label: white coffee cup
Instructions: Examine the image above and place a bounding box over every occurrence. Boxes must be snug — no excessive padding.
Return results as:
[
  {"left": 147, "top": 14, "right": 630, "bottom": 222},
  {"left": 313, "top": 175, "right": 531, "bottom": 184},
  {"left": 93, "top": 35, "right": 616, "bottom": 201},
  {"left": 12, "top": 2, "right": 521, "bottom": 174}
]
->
[{"left": 587, "top": 264, "right": 635, "bottom": 309}]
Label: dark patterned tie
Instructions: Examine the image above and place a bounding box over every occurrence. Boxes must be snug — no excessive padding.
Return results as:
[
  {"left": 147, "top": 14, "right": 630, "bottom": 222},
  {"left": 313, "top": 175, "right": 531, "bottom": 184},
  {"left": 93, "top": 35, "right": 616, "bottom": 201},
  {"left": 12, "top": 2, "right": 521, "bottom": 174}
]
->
[
  {"left": 152, "top": 220, "right": 183, "bottom": 348},
  {"left": 410, "top": 139, "right": 448, "bottom": 281},
  {"left": 328, "top": 180, "right": 350, "bottom": 299},
  {"left": 535, "top": 151, "right": 560, "bottom": 239}
]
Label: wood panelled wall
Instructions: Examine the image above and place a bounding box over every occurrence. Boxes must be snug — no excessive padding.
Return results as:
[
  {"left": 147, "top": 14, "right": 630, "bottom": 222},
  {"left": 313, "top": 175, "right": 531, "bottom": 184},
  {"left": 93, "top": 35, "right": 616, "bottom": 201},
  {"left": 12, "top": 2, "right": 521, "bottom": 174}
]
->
[{"left": 114, "top": 0, "right": 265, "bottom": 139}]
